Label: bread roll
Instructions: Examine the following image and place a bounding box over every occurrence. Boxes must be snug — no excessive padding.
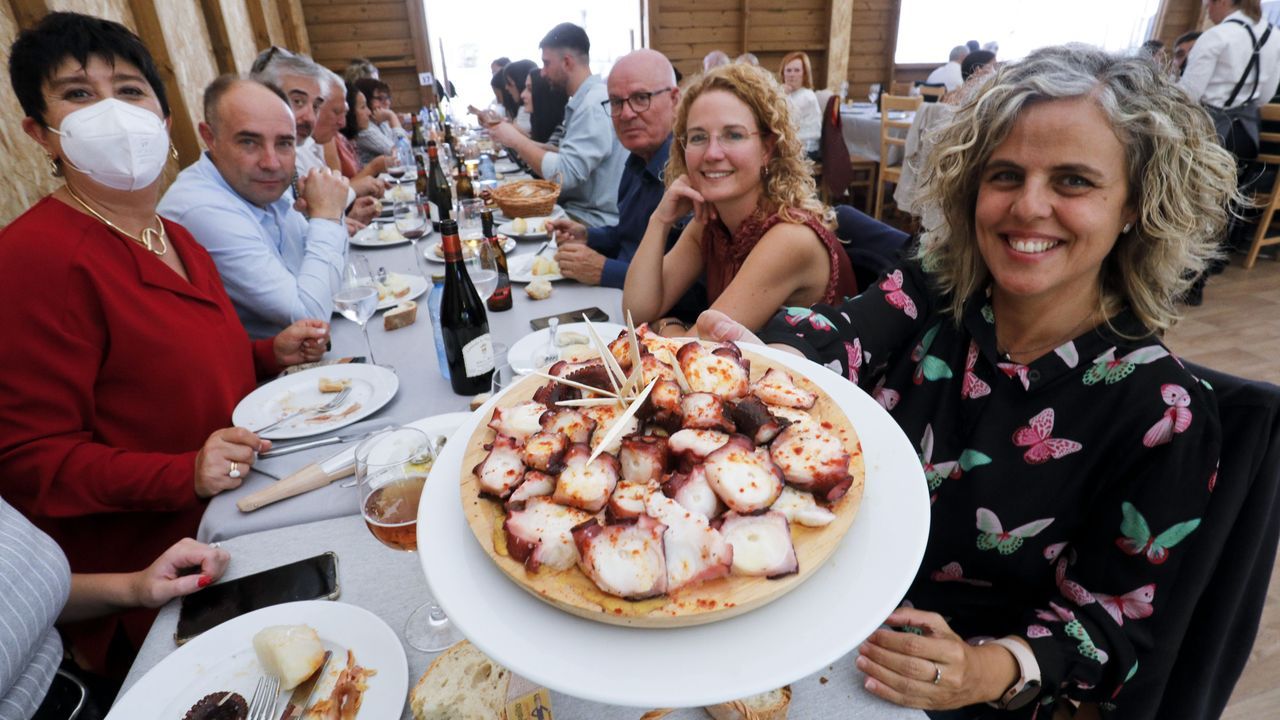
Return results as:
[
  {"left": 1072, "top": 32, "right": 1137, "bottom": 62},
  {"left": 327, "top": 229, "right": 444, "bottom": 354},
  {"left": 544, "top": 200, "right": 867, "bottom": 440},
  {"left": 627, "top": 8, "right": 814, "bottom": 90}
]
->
[
  {"left": 410, "top": 640, "right": 510, "bottom": 720},
  {"left": 252, "top": 625, "right": 325, "bottom": 691},
  {"left": 384, "top": 301, "right": 418, "bottom": 331},
  {"left": 525, "top": 279, "right": 553, "bottom": 300},
  {"left": 703, "top": 685, "right": 791, "bottom": 720}
]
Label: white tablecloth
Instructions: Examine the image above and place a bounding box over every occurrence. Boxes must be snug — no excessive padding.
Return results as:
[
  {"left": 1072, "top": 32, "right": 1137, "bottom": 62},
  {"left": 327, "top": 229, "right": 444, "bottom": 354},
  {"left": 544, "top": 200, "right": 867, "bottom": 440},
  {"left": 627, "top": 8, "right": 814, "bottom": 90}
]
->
[{"left": 840, "top": 107, "right": 909, "bottom": 165}]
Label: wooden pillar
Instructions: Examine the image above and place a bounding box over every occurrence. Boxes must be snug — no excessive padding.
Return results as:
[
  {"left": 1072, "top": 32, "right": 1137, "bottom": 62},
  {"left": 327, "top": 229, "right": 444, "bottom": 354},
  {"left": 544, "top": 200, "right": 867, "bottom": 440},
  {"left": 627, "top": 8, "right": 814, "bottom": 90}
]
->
[
  {"left": 826, "top": 0, "right": 853, "bottom": 91},
  {"left": 198, "top": 0, "right": 237, "bottom": 75},
  {"left": 404, "top": 0, "right": 435, "bottom": 108},
  {"left": 125, "top": 0, "right": 200, "bottom": 166},
  {"left": 885, "top": 0, "right": 902, "bottom": 89},
  {"left": 740, "top": 0, "right": 750, "bottom": 57},
  {"left": 7, "top": 0, "right": 45, "bottom": 27},
  {"left": 278, "top": 0, "right": 309, "bottom": 56},
  {"left": 244, "top": 0, "right": 274, "bottom": 52},
  {"left": 647, "top": 0, "right": 661, "bottom": 53}
]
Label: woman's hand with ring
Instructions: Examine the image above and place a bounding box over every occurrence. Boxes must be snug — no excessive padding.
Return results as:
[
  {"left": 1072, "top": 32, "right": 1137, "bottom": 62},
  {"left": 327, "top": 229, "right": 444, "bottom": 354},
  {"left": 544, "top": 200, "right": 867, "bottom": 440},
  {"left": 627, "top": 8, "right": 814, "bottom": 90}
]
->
[
  {"left": 274, "top": 319, "right": 330, "bottom": 366},
  {"left": 194, "top": 427, "right": 269, "bottom": 498},
  {"left": 855, "top": 607, "right": 1019, "bottom": 709}
]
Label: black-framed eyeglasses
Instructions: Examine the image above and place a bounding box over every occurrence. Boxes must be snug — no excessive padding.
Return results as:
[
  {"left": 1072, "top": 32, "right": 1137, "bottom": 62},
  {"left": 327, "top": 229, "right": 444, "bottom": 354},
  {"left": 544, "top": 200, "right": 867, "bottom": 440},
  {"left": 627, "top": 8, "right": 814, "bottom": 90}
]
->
[{"left": 601, "top": 87, "right": 674, "bottom": 116}]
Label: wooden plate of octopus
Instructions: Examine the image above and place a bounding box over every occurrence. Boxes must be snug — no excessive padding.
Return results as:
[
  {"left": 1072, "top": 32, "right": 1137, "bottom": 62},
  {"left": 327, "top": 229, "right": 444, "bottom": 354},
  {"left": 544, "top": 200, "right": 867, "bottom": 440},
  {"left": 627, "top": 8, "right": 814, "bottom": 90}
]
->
[{"left": 460, "top": 325, "right": 865, "bottom": 628}]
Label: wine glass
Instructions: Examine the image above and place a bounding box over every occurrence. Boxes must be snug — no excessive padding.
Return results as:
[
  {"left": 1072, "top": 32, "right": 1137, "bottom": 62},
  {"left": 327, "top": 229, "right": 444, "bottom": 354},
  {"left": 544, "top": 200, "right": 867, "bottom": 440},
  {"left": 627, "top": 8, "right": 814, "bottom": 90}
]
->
[
  {"left": 393, "top": 200, "right": 428, "bottom": 272},
  {"left": 467, "top": 246, "right": 500, "bottom": 303},
  {"left": 868, "top": 83, "right": 882, "bottom": 106},
  {"left": 333, "top": 256, "right": 380, "bottom": 365},
  {"left": 356, "top": 427, "right": 463, "bottom": 652}
]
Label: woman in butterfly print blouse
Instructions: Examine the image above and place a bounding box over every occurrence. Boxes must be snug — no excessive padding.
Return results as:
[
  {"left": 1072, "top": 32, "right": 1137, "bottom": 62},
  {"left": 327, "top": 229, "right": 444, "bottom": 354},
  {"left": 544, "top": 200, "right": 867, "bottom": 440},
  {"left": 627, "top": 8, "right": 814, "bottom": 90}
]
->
[{"left": 702, "top": 46, "right": 1237, "bottom": 718}]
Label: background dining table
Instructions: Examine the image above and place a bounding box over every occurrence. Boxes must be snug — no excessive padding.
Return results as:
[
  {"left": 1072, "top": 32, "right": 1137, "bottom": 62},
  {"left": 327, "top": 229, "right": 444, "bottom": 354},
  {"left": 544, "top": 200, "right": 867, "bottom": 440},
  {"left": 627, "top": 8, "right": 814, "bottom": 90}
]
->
[{"left": 840, "top": 103, "right": 910, "bottom": 165}]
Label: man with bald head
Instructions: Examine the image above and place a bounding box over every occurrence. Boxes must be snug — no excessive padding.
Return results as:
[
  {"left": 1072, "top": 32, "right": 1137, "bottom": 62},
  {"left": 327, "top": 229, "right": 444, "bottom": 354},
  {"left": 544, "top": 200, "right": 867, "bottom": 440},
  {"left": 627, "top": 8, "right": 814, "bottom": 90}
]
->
[
  {"left": 159, "top": 76, "right": 349, "bottom": 338},
  {"left": 546, "top": 49, "right": 690, "bottom": 298}
]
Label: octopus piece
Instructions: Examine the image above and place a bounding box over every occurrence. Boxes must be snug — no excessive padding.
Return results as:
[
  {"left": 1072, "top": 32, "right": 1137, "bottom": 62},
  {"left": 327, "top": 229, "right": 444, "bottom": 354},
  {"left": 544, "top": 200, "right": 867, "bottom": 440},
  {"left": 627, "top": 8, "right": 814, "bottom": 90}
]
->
[
  {"left": 662, "top": 465, "right": 724, "bottom": 520},
  {"left": 676, "top": 342, "right": 750, "bottom": 400},
  {"left": 539, "top": 408, "right": 597, "bottom": 445},
  {"left": 751, "top": 368, "right": 817, "bottom": 409},
  {"left": 572, "top": 516, "right": 669, "bottom": 599},
  {"left": 606, "top": 480, "right": 656, "bottom": 523},
  {"left": 488, "top": 401, "right": 547, "bottom": 441},
  {"left": 503, "top": 497, "right": 593, "bottom": 572},
  {"left": 640, "top": 351, "right": 678, "bottom": 385},
  {"left": 619, "top": 435, "right": 669, "bottom": 484},
  {"left": 649, "top": 378, "right": 685, "bottom": 432},
  {"left": 548, "top": 359, "right": 602, "bottom": 378},
  {"left": 607, "top": 334, "right": 634, "bottom": 373},
  {"left": 680, "top": 392, "right": 737, "bottom": 433},
  {"left": 769, "top": 424, "right": 854, "bottom": 503},
  {"left": 668, "top": 429, "right": 731, "bottom": 463},
  {"left": 770, "top": 486, "right": 836, "bottom": 527},
  {"left": 564, "top": 363, "right": 616, "bottom": 394},
  {"left": 505, "top": 470, "right": 555, "bottom": 510},
  {"left": 717, "top": 511, "right": 799, "bottom": 578},
  {"left": 532, "top": 379, "right": 579, "bottom": 406},
  {"left": 552, "top": 443, "right": 621, "bottom": 513},
  {"left": 645, "top": 493, "right": 733, "bottom": 592},
  {"left": 521, "top": 431, "right": 569, "bottom": 474},
  {"left": 703, "top": 435, "right": 786, "bottom": 514},
  {"left": 584, "top": 404, "right": 640, "bottom": 456},
  {"left": 767, "top": 404, "right": 818, "bottom": 430},
  {"left": 731, "top": 396, "right": 789, "bottom": 445},
  {"left": 635, "top": 323, "right": 686, "bottom": 358},
  {"left": 473, "top": 434, "right": 526, "bottom": 499}
]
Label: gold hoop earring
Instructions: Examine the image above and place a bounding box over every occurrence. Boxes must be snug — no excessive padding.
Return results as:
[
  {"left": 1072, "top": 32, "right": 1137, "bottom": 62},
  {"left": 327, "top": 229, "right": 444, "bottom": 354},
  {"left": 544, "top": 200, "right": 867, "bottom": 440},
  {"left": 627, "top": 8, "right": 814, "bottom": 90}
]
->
[
  {"left": 170, "top": 143, "right": 179, "bottom": 161},
  {"left": 47, "top": 154, "right": 61, "bottom": 177}
]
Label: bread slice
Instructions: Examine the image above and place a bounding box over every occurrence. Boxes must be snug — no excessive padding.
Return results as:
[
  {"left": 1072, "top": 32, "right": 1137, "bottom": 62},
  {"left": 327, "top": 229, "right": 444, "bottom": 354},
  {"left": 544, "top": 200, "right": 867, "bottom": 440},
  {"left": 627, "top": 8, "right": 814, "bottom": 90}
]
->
[
  {"left": 383, "top": 301, "right": 418, "bottom": 331},
  {"left": 703, "top": 685, "right": 791, "bottom": 720},
  {"left": 410, "top": 641, "right": 509, "bottom": 720}
]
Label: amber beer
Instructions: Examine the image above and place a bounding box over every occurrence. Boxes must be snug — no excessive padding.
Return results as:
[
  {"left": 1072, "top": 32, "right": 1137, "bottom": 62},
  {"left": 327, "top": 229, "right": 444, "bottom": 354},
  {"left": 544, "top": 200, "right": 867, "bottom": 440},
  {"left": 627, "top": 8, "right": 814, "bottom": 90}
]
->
[{"left": 363, "top": 475, "right": 426, "bottom": 551}]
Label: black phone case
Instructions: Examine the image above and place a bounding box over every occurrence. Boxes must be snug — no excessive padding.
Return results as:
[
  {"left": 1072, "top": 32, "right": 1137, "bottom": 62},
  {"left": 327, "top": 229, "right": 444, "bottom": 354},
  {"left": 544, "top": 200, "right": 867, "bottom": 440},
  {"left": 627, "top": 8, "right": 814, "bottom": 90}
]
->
[{"left": 529, "top": 307, "right": 609, "bottom": 330}]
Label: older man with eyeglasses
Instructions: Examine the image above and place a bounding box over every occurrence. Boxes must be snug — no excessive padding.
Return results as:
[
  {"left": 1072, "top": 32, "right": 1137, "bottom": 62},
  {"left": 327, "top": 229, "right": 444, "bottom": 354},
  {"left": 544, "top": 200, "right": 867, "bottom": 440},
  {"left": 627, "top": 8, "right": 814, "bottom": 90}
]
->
[{"left": 544, "top": 49, "right": 698, "bottom": 307}]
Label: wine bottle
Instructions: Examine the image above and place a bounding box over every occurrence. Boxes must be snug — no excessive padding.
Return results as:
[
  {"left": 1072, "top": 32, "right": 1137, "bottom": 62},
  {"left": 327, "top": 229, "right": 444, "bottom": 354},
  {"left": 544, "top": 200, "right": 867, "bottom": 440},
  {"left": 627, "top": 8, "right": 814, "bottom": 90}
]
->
[
  {"left": 480, "top": 209, "right": 512, "bottom": 312},
  {"left": 415, "top": 151, "right": 428, "bottom": 201},
  {"left": 439, "top": 219, "right": 494, "bottom": 394},
  {"left": 410, "top": 114, "right": 425, "bottom": 149},
  {"left": 427, "top": 142, "right": 452, "bottom": 226},
  {"left": 455, "top": 155, "right": 475, "bottom": 201}
]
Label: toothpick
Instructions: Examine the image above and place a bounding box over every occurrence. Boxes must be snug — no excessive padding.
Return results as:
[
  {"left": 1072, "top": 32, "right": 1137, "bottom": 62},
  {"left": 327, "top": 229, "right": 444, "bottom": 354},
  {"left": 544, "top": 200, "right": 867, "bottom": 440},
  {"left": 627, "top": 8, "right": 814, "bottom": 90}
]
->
[
  {"left": 624, "top": 310, "right": 645, "bottom": 397},
  {"left": 669, "top": 347, "right": 693, "bottom": 393},
  {"left": 532, "top": 371, "right": 618, "bottom": 398},
  {"left": 582, "top": 315, "right": 626, "bottom": 397},
  {"left": 586, "top": 377, "right": 658, "bottom": 464},
  {"left": 554, "top": 397, "right": 626, "bottom": 407}
]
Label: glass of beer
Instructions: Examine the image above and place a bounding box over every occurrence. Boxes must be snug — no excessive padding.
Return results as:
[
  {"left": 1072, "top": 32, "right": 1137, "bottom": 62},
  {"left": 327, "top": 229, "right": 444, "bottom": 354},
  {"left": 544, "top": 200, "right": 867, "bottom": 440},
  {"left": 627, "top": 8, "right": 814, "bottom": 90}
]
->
[{"left": 356, "top": 427, "right": 462, "bottom": 650}]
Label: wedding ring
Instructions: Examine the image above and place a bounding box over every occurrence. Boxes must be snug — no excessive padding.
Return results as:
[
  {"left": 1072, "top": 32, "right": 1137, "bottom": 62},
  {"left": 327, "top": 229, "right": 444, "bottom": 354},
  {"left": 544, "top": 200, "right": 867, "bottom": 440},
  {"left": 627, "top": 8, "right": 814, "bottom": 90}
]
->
[
  {"left": 228, "top": 461, "right": 242, "bottom": 479},
  {"left": 933, "top": 662, "right": 942, "bottom": 685}
]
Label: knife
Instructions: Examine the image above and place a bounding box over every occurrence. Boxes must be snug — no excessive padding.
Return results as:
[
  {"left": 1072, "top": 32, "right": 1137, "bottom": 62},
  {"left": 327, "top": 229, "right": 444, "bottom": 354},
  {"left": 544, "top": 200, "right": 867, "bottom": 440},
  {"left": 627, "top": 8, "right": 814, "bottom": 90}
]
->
[
  {"left": 260, "top": 426, "right": 394, "bottom": 459},
  {"left": 238, "top": 444, "right": 358, "bottom": 513},
  {"left": 279, "top": 650, "right": 332, "bottom": 720}
]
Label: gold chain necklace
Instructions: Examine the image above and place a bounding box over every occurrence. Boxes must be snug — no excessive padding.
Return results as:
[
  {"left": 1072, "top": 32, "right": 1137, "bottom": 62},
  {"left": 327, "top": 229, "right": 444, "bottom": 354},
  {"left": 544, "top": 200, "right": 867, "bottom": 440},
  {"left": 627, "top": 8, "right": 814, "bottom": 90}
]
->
[
  {"left": 996, "top": 310, "right": 1099, "bottom": 363},
  {"left": 63, "top": 184, "right": 168, "bottom": 257}
]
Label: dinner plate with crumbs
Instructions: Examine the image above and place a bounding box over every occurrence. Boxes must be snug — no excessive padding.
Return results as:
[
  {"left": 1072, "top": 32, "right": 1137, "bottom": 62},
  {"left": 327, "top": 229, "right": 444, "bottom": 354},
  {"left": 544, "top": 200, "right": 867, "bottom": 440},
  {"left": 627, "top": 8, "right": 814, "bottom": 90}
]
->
[
  {"left": 423, "top": 235, "right": 516, "bottom": 262},
  {"left": 107, "top": 601, "right": 406, "bottom": 720},
  {"left": 233, "top": 365, "right": 399, "bottom": 440}
]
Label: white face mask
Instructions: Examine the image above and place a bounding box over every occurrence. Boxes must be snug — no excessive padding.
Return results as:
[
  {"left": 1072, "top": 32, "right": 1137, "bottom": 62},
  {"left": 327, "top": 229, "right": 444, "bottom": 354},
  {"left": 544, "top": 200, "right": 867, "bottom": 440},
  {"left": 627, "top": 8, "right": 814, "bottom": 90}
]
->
[{"left": 49, "top": 98, "right": 170, "bottom": 191}]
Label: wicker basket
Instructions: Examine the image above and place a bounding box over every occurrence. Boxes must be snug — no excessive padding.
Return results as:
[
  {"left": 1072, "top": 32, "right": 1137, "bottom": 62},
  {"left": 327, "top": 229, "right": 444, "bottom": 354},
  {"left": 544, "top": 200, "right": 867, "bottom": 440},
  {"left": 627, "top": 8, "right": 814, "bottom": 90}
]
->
[{"left": 490, "top": 179, "right": 560, "bottom": 218}]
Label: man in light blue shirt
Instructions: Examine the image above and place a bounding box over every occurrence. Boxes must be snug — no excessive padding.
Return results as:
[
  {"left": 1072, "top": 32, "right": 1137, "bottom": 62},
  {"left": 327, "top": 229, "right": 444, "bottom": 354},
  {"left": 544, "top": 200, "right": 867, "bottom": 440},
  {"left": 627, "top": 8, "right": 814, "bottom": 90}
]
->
[
  {"left": 489, "top": 22, "right": 627, "bottom": 227},
  {"left": 159, "top": 77, "right": 350, "bottom": 339}
]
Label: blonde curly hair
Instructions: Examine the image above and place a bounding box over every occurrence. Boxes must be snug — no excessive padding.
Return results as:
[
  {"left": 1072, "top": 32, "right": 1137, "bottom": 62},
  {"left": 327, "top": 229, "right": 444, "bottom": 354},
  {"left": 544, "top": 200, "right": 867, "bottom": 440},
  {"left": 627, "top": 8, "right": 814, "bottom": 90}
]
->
[
  {"left": 668, "top": 63, "right": 830, "bottom": 225},
  {"left": 917, "top": 44, "right": 1238, "bottom": 335}
]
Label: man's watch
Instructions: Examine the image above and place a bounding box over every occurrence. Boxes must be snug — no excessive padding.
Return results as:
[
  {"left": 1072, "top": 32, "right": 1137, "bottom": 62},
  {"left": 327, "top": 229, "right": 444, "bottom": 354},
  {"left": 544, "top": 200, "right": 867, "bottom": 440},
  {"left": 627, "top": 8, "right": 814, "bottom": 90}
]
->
[{"left": 984, "top": 637, "right": 1041, "bottom": 710}]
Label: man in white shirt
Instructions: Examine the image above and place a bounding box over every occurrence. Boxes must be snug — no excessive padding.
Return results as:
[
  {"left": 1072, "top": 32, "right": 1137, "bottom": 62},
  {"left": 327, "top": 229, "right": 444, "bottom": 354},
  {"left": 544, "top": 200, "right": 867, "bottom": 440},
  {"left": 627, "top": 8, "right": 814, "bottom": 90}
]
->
[
  {"left": 925, "top": 46, "right": 968, "bottom": 92},
  {"left": 488, "top": 23, "right": 627, "bottom": 226},
  {"left": 1180, "top": 0, "right": 1280, "bottom": 108}
]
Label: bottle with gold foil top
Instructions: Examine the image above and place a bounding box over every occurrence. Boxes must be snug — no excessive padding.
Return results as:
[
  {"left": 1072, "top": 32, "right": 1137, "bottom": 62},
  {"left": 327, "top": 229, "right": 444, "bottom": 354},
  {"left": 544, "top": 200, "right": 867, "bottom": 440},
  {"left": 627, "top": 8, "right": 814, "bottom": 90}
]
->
[
  {"left": 438, "top": 219, "right": 494, "bottom": 394},
  {"left": 454, "top": 155, "right": 475, "bottom": 201},
  {"left": 480, "top": 209, "right": 512, "bottom": 312}
]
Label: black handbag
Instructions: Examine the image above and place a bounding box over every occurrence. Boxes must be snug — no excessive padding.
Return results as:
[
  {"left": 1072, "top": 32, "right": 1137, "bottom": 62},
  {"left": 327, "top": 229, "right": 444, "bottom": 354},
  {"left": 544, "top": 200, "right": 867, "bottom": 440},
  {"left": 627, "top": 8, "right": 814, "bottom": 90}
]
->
[{"left": 1205, "top": 20, "right": 1272, "bottom": 160}]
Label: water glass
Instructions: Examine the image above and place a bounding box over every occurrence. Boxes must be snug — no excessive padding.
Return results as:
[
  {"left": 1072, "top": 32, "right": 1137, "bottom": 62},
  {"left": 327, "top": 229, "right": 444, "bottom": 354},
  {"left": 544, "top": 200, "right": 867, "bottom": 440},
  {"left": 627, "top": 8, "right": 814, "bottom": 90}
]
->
[
  {"left": 333, "top": 256, "right": 380, "bottom": 365},
  {"left": 457, "top": 198, "right": 486, "bottom": 241}
]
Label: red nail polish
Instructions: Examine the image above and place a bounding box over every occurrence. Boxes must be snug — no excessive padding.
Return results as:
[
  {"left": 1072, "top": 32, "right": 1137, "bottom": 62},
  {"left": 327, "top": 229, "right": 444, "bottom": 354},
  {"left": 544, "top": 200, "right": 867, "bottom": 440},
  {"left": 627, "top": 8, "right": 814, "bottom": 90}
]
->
[{"left": 197, "top": 575, "right": 213, "bottom": 588}]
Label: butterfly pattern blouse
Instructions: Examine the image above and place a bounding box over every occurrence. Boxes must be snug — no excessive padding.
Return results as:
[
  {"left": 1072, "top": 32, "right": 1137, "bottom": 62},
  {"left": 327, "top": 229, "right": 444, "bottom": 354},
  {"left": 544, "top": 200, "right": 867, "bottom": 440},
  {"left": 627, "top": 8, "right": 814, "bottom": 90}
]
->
[{"left": 759, "top": 262, "right": 1221, "bottom": 717}]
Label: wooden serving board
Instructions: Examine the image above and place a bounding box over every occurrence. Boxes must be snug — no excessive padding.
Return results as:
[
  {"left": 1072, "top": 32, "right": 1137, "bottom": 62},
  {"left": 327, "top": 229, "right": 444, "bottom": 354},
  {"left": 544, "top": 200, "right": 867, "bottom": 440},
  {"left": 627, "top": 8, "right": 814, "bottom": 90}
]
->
[{"left": 460, "top": 346, "right": 865, "bottom": 628}]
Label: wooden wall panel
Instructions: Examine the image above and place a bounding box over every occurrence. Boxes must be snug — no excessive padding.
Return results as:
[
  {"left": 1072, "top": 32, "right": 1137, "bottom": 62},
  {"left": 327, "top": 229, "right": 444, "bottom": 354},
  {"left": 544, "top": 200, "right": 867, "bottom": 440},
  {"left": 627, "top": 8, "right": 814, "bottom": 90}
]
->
[
  {"left": 1156, "top": 0, "right": 1203, "bottom": 46},
  {"left": 0, "top": 0, "right": 58, "bottom": 225},
  {"left": 45, "top": 0, "right": 132, "bottom": 25},
  {"left": 220, "top": 0, "right": 258, "bottom": 72},
  {"left": 156, "top": 0, "right": 218, "bottom": 129}
]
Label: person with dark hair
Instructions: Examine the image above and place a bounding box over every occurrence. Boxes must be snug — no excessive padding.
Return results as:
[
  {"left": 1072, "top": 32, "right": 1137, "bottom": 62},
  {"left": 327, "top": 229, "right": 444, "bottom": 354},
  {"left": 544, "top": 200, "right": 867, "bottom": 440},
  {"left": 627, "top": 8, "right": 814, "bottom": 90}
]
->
[
  {"left": 352, "top": 77, "right": 408, "bottom": 167},
  {"left": 491, "top": 56, "right": 511, "bottom": 75},
  {"left": 1173, "top": 30, "right": 1203, "bottom": 75},
  {"left": 490, "top": 22, "right": 627, "bottom": 226},
  {"left": 343, "top": 56, "right": 379, "bottom": 85},
  {"left": 159, "top": 77, "right": 352, "bottom": 338},
  {"left": 527, "top": 67, "right": 569, "bottom": 144},
  {"left": 960, "top": 50, "right": 997, "bottom": 82},
  {"left": 966, "top": 39, "right": 981, "bottom": 53},
  {"left": 502, "top": 59, "right": 538, "bottom": 134},
  {"left": 0, "top": 12, "right": 328, "bottom": 682},
  {"left": 490, "top": 68, "right": 519, "bottom": 119}
]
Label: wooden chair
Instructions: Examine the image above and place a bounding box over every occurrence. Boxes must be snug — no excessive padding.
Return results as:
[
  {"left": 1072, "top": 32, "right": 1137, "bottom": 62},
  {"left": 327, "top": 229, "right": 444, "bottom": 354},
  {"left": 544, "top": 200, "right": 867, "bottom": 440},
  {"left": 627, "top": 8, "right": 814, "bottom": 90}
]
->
[
  {"left": 1244, "top": 103, "right": 1280, "bottom": 268},
  {"left": 890, "top": 81, "right": 913, "bottom": 96},
  {"left": 816, "top": 93, "right": 878, "bottom": 214},
  {"left": 918, "top": 84, "right": 946, "bottom": 103},
  {"left": 873, "top": 94, "right": 922, "bottom": 220}
]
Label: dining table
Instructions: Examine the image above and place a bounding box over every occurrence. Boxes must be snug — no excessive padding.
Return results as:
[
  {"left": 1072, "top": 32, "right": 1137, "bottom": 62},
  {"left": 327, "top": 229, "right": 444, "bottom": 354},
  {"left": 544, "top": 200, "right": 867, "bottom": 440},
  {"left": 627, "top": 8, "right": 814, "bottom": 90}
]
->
[
  {"left": 121, "top": 513, "right": 929, "bottom": 719},
  {"left": 840, "top": 103, "right": 910, "bottom": 165}
]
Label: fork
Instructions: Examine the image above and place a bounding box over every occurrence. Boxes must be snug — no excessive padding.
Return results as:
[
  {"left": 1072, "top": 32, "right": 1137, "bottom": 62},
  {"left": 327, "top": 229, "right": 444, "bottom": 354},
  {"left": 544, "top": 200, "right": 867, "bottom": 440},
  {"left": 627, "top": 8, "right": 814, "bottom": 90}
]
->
[
  {"left": 534, "top": 317, "right": 560, "bottom": 367},
  {"left": 247, "top": 675, "right": 280, "bottom": 720},
  {"left": 253, "top": 386, "right": 351, "bottom": 434}
]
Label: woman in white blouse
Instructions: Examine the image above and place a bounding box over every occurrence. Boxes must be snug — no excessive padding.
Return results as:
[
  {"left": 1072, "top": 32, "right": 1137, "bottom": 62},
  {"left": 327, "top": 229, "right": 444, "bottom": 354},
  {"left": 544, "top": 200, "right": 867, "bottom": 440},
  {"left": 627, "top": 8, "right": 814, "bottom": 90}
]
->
[{"left": 779, "top": 51, "right": 823, "bottom": 157}]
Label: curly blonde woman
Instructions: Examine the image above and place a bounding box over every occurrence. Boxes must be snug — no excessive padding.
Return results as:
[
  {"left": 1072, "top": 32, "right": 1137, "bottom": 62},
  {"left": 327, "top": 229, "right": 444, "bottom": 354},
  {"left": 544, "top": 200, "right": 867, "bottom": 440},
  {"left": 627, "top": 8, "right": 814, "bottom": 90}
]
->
[
  {"left": 623, "top": 63, "right": 857, "bottom": 335},
  {"left": 701, "top": 45, "right": 1239, "bottom": 716}
]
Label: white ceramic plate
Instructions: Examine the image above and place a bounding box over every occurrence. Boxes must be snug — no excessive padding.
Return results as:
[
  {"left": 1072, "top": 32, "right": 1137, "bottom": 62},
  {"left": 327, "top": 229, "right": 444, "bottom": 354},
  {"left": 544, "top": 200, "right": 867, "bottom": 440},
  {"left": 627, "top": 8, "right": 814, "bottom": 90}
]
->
[
  {"left": 419, "top": 344, "right": 930, "bottom": 708},
  {"left": 233, "top": 365, "right": 399, "bottom": 440},
  {"left": 382, "top": 185, "right": 418, "bottom": 204},
  {"left": 374, "top": 273, "right": 428, "bottom": 311},
  {"left": 107, "top": 601, "right": 407, "bottom": 720},
  {"left": 506, "top": 253, "right": 563, "bottom": 283},
  {"left": 493, "top": 204, "right": 566, "bottom": 229},
  {"left": 493, "top": 159, "right": 520, "bottom": 174},
  {"left": 507, "top": 321, "right": 625, "bottom": 374},
  {"left": 350, "top": 222, "right": 417, "bottom": 248},
  {"left": 422, "top": 235, "right": 516, "bottom": 263}
]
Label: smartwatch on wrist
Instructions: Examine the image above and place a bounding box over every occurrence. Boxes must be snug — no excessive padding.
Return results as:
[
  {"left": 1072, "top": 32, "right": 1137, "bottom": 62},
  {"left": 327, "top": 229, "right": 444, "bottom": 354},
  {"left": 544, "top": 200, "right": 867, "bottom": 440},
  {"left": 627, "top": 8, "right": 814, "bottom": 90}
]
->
[{"left": 984, "top": 637, "right": 1041, "bottom": 710}]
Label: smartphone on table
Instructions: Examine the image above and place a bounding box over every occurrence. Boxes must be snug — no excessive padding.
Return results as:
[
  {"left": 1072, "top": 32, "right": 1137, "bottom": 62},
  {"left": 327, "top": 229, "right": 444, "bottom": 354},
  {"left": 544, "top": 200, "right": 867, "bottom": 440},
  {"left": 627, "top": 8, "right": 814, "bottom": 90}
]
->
[
  {"left": 529, "top": 306, "right": 610, "bottom": 330},
  {"left": 175, "top": 552, "right": 339, "bottom": 644}
]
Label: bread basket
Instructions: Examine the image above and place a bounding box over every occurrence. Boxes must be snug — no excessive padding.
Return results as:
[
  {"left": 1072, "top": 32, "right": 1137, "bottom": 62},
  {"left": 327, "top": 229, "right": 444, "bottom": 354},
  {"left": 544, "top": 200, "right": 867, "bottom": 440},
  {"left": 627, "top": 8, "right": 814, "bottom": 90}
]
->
[{"left": 490, "top": 179, "right": 561, "bottom": 218}]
